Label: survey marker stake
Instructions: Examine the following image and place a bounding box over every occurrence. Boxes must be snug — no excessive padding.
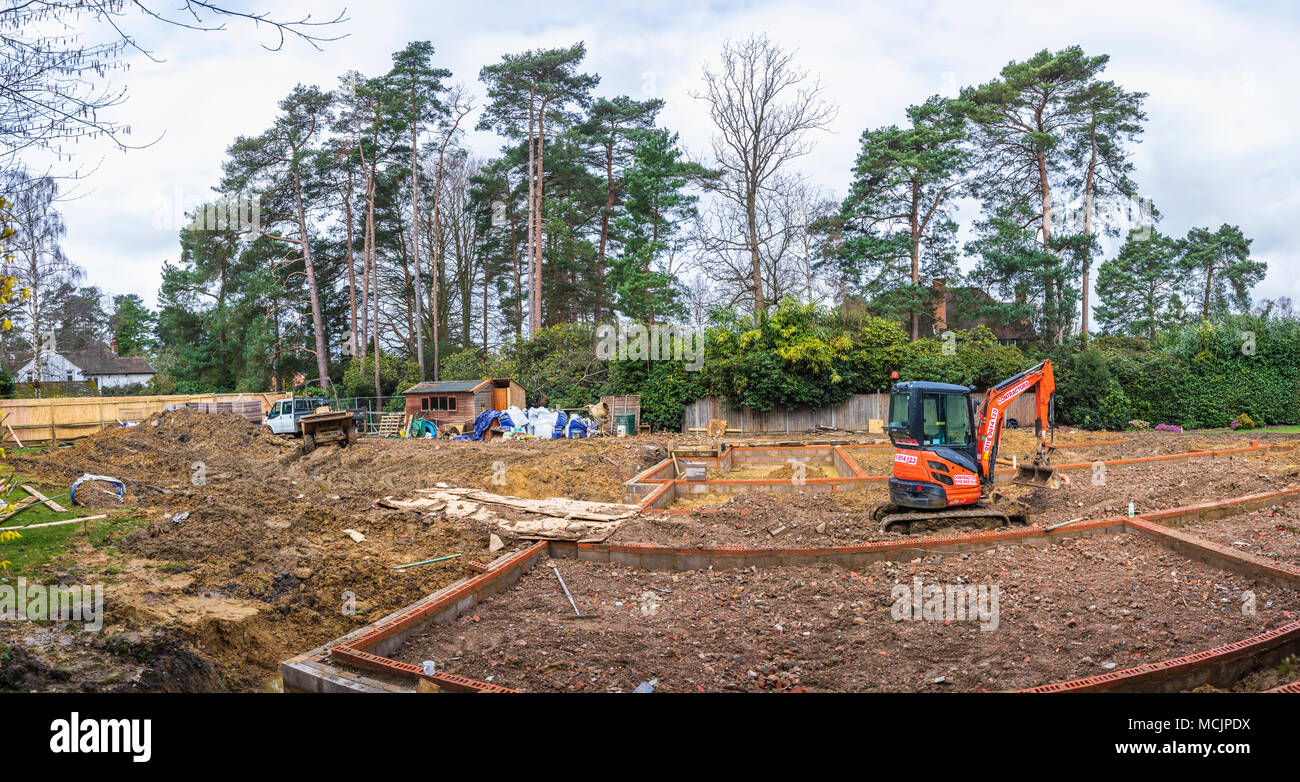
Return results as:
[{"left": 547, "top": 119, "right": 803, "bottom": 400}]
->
[{"left": 551, "top": 564, "right": 597, "bottom": 618}]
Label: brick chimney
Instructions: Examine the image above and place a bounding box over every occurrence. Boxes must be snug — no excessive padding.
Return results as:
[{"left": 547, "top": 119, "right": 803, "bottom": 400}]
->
[
  {"left": 931, "top": 278, "right": 948, "bottom": 333},
  {"left": 110, "top": 337, "right": 119, "bottom": 356}
]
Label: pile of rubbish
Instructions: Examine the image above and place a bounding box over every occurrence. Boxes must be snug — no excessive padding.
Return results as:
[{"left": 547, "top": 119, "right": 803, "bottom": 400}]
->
[{"left": 449, "top": 406, "right": 597, "bottom": 442}]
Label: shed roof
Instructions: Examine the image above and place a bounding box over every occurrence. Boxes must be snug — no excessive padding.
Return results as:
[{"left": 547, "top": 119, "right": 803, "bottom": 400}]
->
[{"left": 403, "top": 380, "right": 489, "bottom": 395}]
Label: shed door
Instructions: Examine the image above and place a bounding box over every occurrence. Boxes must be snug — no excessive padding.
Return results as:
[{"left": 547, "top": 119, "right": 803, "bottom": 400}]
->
[{"left": 492, "top": 387, "right": 509, "bottom": 411}]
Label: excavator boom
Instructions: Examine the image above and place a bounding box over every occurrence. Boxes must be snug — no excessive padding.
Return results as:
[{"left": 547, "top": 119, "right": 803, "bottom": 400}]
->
[{"left": 976, "top": 360, "right": 1057, "bottom": 487}]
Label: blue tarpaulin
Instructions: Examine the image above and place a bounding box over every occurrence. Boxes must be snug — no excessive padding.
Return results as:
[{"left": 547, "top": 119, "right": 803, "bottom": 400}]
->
[
  {"left": 562, "top": 414, "right": 590, "bottom": 438},
  {"left": 454, "top": 409, "right": 512, "bottom": 441}
]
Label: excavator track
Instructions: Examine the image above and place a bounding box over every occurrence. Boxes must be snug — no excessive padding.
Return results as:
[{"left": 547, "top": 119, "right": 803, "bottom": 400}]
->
[{"left": 871, "top": 501, "right": 1029, "bottom": 535}]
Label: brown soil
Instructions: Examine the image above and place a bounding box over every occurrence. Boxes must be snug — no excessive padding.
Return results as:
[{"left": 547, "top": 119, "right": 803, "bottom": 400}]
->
[
  {"left": 707, "top": 462, "right": 835, "bottom": 481},
  {"left": 1, "top": 408, "right": 661, "bottom": 691},
  {"left": 5, "top": 414, "right": 1296, "bottom": 692},
  {"left": 391, "top": 533, "right": 1300, "bottom": 692},
  {"left": 1179, "top": 500, "right": 1300, "bottom": 565},
  {"left": 1192, "top": 658, "right": 1300, "bottom": 692},
  {"left": 843, "top": 429, "right": 1299, "bottom": 476}
]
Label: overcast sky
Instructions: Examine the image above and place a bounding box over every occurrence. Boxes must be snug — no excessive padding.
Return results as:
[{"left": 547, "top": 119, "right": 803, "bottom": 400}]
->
[{"left": 40, "top": 0, "right": 1300, "bottom": 312}]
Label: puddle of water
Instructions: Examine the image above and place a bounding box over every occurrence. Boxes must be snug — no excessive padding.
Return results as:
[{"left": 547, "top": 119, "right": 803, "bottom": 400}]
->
[{"left": 261, "top": 674, "right": 284, "bottom": 693}]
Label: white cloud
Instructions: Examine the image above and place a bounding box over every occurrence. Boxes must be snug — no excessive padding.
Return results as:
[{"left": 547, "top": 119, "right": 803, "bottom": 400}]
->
[{"left": 25, "top": 0, "right": 1300, "bottom": 310}]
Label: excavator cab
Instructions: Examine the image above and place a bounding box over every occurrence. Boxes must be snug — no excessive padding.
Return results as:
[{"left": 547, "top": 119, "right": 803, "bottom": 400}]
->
[{"left": 887, "top": 382, "right": 985, "bottom": 510}]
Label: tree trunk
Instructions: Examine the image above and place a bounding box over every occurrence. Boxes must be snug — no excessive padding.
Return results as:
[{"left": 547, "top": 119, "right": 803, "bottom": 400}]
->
[
  {"left": 344, "top": 191, "right": 359, "bottom": 358},
  {"left": 1081, "top": 121, "right": 1098, "bottom": 341},
  {"left": 293, "top": 167, "right": 331, "bottom": 391},
  {"left": 910, "top": 178, "right": 920, "bottom": 340},
  {"left": 429, "top": 138, "right": 452, "bottom": 382},
  {"left": 1203, "top": 261, "right": 1214, "bottom": 320},
  {"left": 595, "top": 138, "right": 615, "bottom": 322},
  {"left": 747, "top": 185, "right": 763, "bottom": 323},
  {"left": 367, "top": 174, "right": 381, "bottom": 399},
  {"left": 411, "top": 111, "right": 426, "bottom": 381},
  {"left": 533, "top": 97, "right": 549, "bottom": 335},
  {"left": 525, "top": 87, "right": 537, "bottom": 340},
  {"left": 1037, "top": 149, "right": 1059, "bottom": 343}
]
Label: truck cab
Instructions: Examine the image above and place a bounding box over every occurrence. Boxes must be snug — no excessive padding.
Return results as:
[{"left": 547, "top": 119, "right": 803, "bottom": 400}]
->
[{"left": 264, "top": 397, "right": 328, "bottom": 436}]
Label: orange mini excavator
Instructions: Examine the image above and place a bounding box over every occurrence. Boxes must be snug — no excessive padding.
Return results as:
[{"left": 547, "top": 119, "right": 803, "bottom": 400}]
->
[{"left": 871, "top": 359, "right": 1058, "bottom": 534}]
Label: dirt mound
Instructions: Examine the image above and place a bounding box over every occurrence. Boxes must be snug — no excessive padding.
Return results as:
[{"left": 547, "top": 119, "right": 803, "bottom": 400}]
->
[
  {"left": 12, "top": 408, "right": 292, "bottom": 491},
  {"left": 0, "top": 628, "right": 221, "bottom": 693}
]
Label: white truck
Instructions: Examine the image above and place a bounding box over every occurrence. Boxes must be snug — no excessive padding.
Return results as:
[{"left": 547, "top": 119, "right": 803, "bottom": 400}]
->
[{"left": 263, "top": 397, "right": 330, "bottom": 435}]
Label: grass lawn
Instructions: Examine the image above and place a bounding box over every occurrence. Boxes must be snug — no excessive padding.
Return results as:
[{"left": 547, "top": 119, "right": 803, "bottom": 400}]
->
[
  {"left": 1190, "top": 424, "right": 1300, "bottom": 434},
  {"left": 0, "top": 458, "right": 148, "bottom": 581}
]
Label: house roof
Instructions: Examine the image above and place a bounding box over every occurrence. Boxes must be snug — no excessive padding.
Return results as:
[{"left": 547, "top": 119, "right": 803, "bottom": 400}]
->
[
  {"left": 63, "top": 349, "right": 155, "bottom": 375},
  {"left": 403, "top": 380, "right": 490, "bottom": 395},
  {"left": 14, "top": 347, "right": 155, "bottom": 376}
]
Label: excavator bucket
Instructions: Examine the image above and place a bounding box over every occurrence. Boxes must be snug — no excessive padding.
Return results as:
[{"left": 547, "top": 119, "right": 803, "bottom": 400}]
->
[{"left": 1013, "top": 463, "right": 1059, "bottom": 488}]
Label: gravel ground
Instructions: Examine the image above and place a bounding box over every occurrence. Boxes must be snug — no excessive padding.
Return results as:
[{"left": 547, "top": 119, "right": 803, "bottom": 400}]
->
[
  {"left": 1179, "top": 499, "right": 1300, "bottom": 566},
  {"left": 392, "top": 532, "right": 1300, "bottom": 692}
]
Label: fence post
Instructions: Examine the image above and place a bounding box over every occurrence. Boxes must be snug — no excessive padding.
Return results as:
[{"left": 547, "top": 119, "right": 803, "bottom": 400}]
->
[{"left": 49, "top": 402, "right": 56, "bottom": 445}]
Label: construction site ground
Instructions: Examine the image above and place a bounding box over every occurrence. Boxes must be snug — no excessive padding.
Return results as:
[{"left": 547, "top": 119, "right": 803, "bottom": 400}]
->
[
  {"left": 0, "top": 409, "right": 1296, "bottom": 692},
  {"left": 390, "top": 534, "right": 1300, "bottom": 692}
]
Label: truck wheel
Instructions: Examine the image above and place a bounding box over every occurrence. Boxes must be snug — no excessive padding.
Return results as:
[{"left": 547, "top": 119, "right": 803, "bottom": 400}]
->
[{"left": 301, "top": 434, "right": 316, "bottom": 454}]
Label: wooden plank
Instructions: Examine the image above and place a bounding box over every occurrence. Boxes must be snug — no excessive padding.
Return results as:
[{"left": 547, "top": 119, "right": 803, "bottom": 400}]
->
[
  {"left": 4, "top": 514, "right": 108, "bottom": 531},
  {"left": 20, "top": 485, "right": 67, "bottom": 513}
]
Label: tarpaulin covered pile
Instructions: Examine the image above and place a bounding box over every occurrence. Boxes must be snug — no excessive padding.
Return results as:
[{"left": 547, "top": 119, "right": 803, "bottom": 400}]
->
[{"left": 452, "top": 406, "right": 595, "bottom": 441}]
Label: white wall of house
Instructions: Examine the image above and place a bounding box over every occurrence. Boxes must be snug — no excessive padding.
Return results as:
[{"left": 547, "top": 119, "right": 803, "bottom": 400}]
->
[
  {"left": 94, "top": 373, "right": 154, "bottom": 389},
  {"left": 14, "top": 353, "right": 83, "bottom": 383}
]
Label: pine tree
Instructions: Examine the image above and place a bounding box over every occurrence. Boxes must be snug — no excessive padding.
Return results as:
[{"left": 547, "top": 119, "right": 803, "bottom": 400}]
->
[
  {"left": 1181, "top": 224, "right": 1265, "bottom": 319},
  {"left": 610, "top": 129, "right": 705, "bottom": 324},
  {"left": 1094, "top": 228, "right": 1183, "bottom": 339},
  {"left": 831, "top": 96, "right": 967, "bottom": 339},
  {"left": 959, "top": 46, "right": 1111, "bottom": 343},
  {"left": 478, "top": 44, "right": 598, "bottom": 338}
]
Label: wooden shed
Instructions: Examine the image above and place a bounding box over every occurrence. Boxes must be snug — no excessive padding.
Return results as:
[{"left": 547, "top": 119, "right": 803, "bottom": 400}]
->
[{"left": 403, "top": 378, "right": 525, "bottom": 425}]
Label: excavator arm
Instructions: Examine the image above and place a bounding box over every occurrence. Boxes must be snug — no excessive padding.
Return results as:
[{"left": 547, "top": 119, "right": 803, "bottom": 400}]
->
[{"left": 975, "top": 359, "right": 1056, "bottom": 486}]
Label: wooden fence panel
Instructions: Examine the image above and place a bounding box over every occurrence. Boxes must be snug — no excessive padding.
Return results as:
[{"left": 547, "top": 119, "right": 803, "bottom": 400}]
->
[
  {"left": 0, "top": 392, "right": 290, "bottom": 444},
  {"left": 681, "top": 392, "right": 1043, "bottom": 434}
]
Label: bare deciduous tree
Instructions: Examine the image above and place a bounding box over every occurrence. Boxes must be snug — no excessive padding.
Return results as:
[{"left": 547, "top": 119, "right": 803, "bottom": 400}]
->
[
  {"left": 7, "top": 171, "right": 81, "bottom": 388},
  {"left": 0, "top": 1, "right": 347, "bottom": 172},
  {"left": 694, "top": 34, "right": 836, "bottom": 321}
]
